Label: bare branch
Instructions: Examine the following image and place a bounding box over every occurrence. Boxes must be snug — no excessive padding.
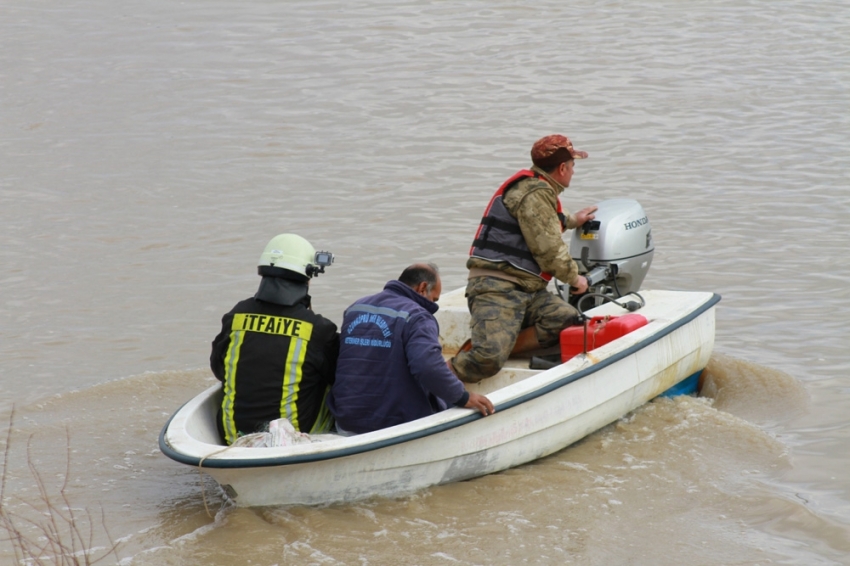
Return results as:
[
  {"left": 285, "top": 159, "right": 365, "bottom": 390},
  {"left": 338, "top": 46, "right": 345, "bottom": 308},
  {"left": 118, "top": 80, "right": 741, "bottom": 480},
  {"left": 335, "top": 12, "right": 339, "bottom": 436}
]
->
[{"left": 1, "top": 408, "right": 123, "bottom": 565}]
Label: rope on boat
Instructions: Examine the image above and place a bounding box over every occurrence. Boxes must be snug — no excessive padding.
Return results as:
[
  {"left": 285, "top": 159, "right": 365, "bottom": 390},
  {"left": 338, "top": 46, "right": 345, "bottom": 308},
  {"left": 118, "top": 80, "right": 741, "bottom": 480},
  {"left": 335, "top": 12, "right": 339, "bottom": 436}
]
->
[{"left": 198, "top": 445, "right": 238, "bottom": 518}]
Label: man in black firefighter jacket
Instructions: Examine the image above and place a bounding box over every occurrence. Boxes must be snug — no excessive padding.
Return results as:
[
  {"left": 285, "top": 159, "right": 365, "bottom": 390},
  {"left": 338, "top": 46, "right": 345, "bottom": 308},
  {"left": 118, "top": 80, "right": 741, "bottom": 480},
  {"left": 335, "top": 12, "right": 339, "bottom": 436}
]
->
[{"left": 210, "top": 233, "right": 339, "bottom": 445}]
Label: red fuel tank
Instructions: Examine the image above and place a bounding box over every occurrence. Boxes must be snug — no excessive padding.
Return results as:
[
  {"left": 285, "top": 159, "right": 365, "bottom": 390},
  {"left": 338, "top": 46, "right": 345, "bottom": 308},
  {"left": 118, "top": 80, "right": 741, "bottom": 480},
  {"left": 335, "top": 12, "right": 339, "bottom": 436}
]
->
[{"left": 560, "top": 314, "right": 648, "bottom": 362}]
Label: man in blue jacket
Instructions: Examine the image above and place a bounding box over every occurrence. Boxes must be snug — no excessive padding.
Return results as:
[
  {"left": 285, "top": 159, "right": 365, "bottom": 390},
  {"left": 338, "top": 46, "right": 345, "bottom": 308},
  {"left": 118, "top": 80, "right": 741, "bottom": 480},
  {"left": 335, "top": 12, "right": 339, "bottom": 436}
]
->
[{"left": 327, "top": 263, "right": 494, "bottom": 434}]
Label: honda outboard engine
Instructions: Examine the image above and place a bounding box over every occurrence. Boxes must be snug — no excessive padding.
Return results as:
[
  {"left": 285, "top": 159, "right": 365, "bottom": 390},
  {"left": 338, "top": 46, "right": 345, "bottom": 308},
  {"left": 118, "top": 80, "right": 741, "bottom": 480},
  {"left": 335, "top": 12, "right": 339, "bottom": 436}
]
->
[{"left": 565, "top": 198, "right": 654, "bottom": 309}]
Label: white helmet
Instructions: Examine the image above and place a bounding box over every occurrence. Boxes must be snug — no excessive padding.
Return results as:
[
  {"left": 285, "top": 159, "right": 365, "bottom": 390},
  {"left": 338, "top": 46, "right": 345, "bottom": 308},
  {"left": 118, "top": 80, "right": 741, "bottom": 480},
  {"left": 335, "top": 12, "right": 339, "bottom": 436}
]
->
[{"left": 257, "top": 234, "right": 334, "bottom": 279}]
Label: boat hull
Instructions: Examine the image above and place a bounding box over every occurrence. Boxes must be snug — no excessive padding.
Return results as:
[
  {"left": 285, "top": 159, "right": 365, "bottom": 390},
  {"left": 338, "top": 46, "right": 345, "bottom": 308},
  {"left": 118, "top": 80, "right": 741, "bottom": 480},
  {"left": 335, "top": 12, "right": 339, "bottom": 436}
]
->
[{"left": 160, "top": 289, "right": 719, "bottom": 507}]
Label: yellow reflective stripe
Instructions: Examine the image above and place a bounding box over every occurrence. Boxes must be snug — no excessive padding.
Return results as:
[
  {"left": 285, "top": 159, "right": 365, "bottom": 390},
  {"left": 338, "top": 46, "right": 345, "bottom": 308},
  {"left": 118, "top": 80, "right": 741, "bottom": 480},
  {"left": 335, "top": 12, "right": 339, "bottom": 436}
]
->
[
  {"left": 231, "top": 313, "right": 313, "bottom": 340},
  {"left": 309, "top": 387, "right": 334, "bottom": 434},
  {"left": 221, "top": 330, "right": 245, "bottom": 445},
  {"left": 281, "top": 337, "right": 307, "bottom": 431}
]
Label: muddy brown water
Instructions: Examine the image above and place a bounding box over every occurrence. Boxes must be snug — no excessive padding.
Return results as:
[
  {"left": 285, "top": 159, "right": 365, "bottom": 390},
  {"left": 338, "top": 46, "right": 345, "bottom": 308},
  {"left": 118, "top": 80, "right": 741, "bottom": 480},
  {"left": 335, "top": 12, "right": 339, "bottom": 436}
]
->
[{"left": 2, "top": 1, "right": 849, "bottom": 563}]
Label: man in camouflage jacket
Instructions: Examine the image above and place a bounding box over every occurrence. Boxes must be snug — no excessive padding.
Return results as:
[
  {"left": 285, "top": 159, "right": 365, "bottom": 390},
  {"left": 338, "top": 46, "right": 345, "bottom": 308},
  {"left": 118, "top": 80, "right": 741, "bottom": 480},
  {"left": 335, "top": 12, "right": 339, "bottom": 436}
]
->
[{"left": 450, "top": 134, "right": 598, "bottom": 383}]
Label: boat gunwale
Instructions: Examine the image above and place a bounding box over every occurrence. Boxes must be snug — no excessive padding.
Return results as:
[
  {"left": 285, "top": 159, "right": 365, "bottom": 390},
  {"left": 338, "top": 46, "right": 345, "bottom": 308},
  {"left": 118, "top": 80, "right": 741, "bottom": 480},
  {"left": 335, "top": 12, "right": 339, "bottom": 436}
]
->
[{"left": 159, "top": 292, "right": 721, "bottom": 469}]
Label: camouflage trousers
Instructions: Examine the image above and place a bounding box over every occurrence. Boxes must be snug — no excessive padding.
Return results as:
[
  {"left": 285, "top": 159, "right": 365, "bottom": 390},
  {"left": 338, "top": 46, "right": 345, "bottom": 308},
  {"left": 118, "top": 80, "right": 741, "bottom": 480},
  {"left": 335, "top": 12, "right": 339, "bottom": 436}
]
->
[{"left": 450, "top": 277, "right": 580, "bottom": 383}]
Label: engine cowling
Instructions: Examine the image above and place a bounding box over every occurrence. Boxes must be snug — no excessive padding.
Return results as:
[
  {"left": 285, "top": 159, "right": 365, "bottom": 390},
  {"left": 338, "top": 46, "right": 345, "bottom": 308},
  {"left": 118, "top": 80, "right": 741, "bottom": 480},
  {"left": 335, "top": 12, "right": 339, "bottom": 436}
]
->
[{"left": 568, "top": 198, "right": 654, "bottom": 296}]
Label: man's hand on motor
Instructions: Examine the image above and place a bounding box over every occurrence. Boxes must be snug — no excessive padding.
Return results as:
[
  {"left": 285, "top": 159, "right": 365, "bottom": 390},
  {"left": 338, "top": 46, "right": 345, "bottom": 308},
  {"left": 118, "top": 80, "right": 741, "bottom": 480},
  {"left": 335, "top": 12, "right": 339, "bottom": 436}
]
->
[
  {"left": 465, "top": 392, "right": 495, "bottom": 416},
  {"left": 569, "top": 276, "right": 589, "bottom": 295},
  {"left": 574, "top": 206, "right": 598, "bottom": 226}
]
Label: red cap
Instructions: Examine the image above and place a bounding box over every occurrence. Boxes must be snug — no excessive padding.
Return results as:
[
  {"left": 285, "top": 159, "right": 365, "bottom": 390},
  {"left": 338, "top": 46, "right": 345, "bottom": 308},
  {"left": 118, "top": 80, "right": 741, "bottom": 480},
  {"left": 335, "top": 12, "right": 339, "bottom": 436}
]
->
[{"left": 531, "top": 134, "right": 588, "bottom": 167}]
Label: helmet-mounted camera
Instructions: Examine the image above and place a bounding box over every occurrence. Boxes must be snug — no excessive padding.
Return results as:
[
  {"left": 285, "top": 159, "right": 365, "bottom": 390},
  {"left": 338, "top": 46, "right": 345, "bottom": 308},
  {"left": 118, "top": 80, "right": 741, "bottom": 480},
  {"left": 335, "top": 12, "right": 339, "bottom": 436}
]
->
[{"left": 306, "top": 251, "right": 334, "bottom": 278}]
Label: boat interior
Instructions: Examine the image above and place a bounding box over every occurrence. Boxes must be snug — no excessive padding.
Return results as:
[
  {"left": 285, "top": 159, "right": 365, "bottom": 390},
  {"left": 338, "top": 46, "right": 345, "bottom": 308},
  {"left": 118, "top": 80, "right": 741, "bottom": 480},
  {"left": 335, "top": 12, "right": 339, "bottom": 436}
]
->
[{"left": 437, "top": 288, "right": 561, "bottom": 397}]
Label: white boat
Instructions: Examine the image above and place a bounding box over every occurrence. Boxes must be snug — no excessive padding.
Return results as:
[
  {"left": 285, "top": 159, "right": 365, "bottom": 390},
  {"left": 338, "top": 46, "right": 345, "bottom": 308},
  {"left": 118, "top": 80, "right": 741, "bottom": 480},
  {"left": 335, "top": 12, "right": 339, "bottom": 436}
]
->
[{"left": 159, "top": 199, "right": 721, "bottom": 507}]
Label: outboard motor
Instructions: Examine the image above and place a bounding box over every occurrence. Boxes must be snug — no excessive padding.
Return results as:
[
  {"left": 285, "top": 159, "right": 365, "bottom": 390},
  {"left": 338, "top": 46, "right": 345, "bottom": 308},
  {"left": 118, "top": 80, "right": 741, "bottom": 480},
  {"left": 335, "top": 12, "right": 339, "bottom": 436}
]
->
[{"left": 564, "top": 199, "right": 654, "bottom": 310}]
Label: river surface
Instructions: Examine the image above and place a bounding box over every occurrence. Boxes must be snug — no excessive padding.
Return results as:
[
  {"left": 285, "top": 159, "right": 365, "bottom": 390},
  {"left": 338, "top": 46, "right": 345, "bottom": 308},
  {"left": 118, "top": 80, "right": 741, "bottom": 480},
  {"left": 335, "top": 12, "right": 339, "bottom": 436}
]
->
[{"left": 2, "top": 1, "right": 849, "bottom": 564}]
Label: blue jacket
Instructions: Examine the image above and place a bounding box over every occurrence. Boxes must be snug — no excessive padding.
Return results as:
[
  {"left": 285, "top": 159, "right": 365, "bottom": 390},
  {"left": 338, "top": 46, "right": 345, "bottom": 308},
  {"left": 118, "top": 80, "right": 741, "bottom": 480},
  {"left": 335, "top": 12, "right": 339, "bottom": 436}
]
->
[{"left": 327, "top": 280, "right": 469, "bottom": 434}]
